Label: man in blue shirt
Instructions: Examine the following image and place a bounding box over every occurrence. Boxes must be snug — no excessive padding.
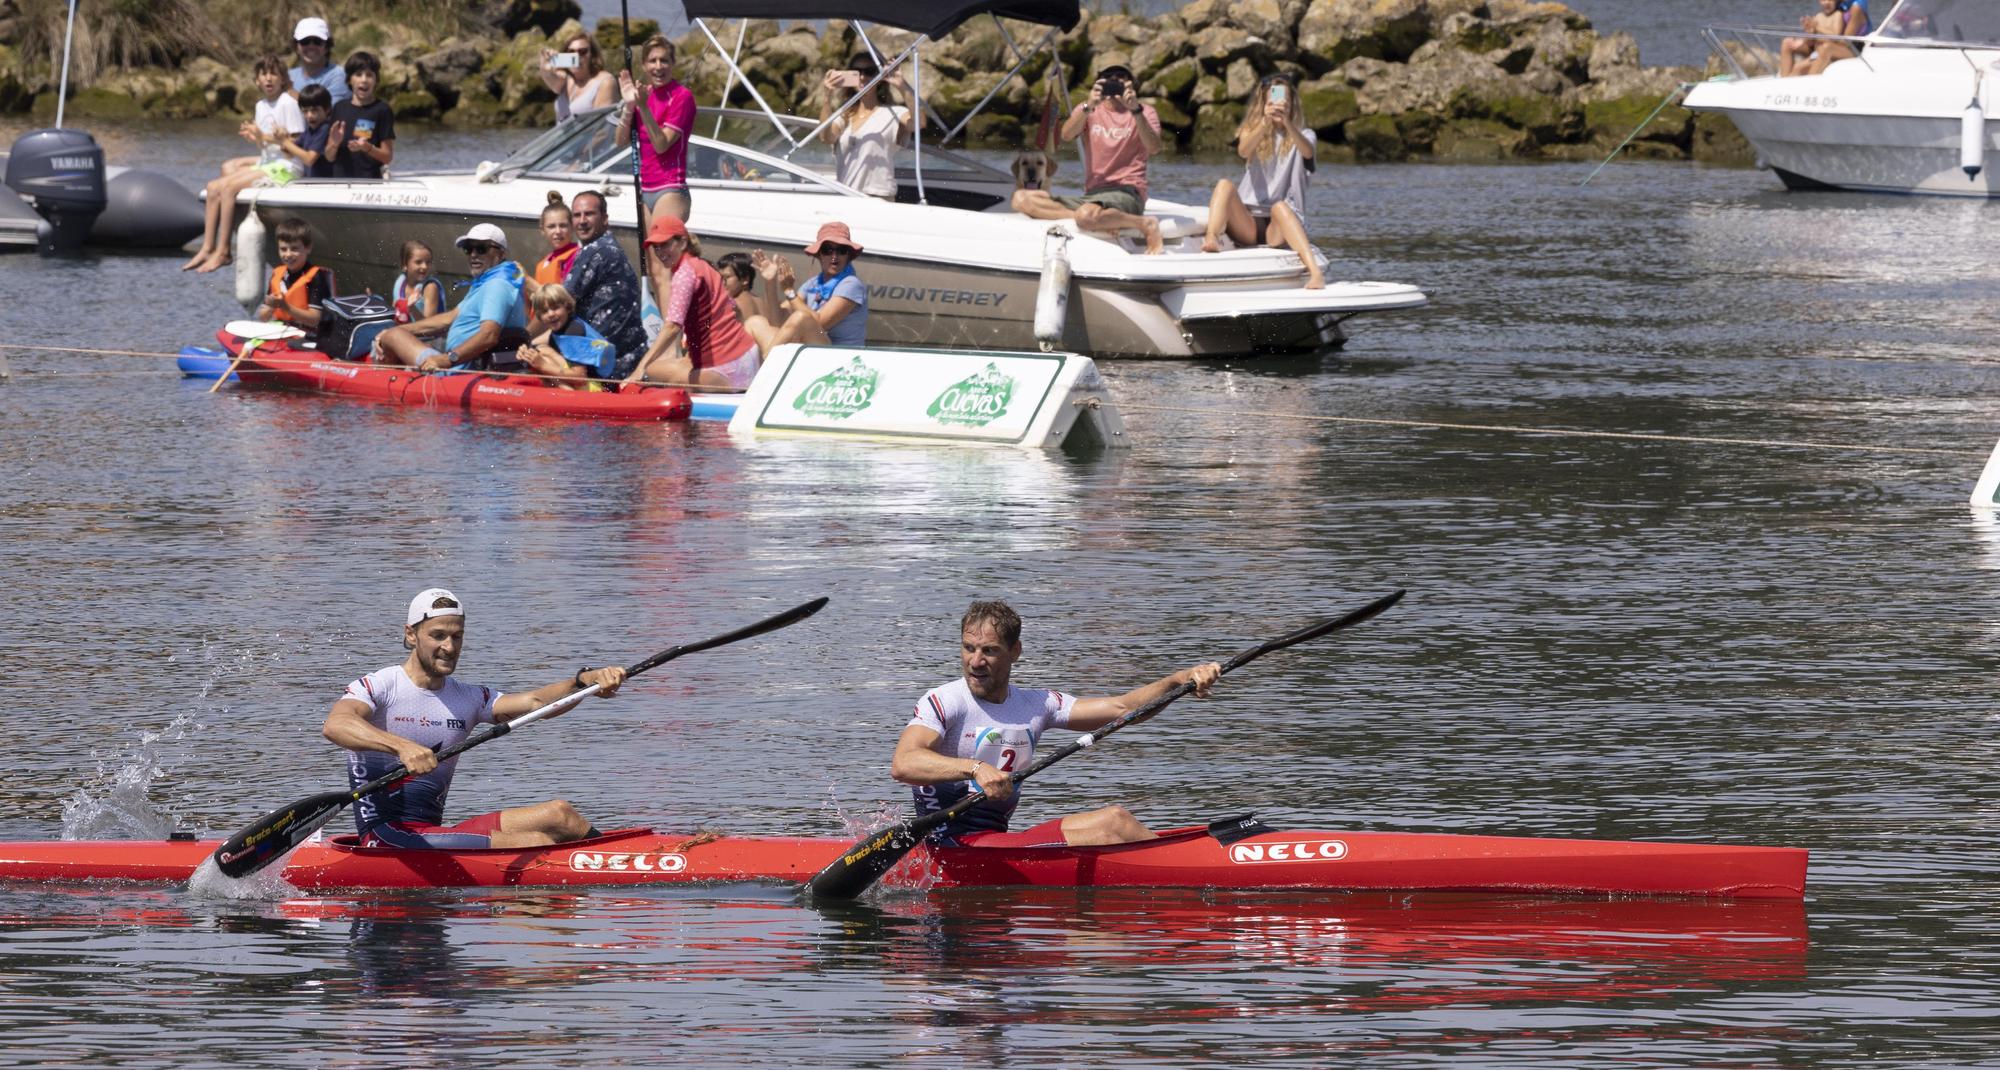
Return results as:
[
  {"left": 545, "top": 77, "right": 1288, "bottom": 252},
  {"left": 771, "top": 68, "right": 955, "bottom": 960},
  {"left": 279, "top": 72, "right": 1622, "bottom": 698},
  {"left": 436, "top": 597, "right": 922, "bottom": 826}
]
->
[
  {"left": 288, "top": 18, "right": 350, "bottom": 107},
  {"left": 374, "top": 223, "right": 529, "bottom": 371}
]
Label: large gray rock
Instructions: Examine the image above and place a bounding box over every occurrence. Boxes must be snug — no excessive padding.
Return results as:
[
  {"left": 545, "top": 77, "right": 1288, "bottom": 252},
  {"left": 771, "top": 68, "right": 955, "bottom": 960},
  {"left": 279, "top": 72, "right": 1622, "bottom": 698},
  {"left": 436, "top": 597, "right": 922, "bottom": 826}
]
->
[
  {"left": 1345, "top": 46, "right": 1514, "bottom": 115},
  {"left": 1297, "top": 0, "right": 1434, "bottom": 73},
  {"left": 1179, "top": 0, "right": 1294, "bottom": 50},
  {"left": 1193, "top": 25, "right": 1277, "bottom": 73}
]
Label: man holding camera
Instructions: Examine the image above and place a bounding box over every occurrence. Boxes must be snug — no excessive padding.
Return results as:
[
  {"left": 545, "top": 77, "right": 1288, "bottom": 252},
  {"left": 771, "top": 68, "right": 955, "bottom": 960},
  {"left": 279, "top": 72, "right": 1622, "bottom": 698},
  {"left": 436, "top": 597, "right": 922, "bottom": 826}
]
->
[{"left": 1011, "top": 63, "right": 1165, "bottom": 254}]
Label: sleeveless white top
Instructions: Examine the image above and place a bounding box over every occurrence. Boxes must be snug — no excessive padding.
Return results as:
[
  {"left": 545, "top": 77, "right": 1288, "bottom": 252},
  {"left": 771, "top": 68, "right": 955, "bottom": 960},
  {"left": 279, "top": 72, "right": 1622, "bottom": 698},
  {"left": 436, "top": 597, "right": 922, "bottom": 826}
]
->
[{"left": 836, "top": 104, "right": 909, "bottom": 198}]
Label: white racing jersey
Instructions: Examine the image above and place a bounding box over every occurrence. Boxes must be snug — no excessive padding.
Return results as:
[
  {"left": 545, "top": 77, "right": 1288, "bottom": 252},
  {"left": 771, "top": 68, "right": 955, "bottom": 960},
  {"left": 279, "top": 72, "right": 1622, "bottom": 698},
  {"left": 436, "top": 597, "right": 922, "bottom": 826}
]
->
[{"left": 908, "top": 677, "right": 1074, "bottom": 835}]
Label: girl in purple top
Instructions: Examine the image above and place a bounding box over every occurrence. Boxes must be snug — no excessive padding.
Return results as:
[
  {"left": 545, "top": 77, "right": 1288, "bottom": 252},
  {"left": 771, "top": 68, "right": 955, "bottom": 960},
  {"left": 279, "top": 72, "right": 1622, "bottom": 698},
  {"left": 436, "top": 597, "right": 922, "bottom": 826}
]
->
[{"left": 615, "top": 34, "right": 696, "bottom": 222}]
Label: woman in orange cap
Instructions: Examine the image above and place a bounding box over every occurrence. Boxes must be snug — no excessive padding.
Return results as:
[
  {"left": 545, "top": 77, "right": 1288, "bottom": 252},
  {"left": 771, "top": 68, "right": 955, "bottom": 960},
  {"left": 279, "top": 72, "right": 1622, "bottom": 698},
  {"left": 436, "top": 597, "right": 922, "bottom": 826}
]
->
[{"left": 624, "top": 215, "right": 762, "bottom": 390}]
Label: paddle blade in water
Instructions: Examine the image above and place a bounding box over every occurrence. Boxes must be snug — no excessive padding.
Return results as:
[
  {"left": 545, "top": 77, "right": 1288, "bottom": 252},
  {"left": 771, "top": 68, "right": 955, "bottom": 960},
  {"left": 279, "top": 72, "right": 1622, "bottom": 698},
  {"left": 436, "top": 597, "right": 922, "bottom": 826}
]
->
[
  {"left": 211, "top": 790, "right": 351, "bottom": 878},
  {"left": 806, "top": 821, "right": 923, "bottom": 900}
]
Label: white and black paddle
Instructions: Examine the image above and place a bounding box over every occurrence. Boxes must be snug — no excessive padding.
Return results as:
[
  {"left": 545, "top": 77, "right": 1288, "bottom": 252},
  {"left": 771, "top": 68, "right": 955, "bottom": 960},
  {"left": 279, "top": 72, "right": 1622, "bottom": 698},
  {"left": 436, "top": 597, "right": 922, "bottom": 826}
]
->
[{"left": 805, "top": 590, "right": 1407, "bottom": 900}]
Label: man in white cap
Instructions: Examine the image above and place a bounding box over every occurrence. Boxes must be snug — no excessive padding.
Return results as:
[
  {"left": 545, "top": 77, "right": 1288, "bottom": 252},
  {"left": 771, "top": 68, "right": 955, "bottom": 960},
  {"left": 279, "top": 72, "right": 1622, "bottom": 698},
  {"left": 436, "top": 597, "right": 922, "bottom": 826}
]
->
[
  {"left": 322, "top": 588, "right": 628, "bottom": 849},
  {"left": 289, "top": 17, "right": 350, "bottom": 107},
  {"left": 374, "top": 222, "right": 529, "bottom": 371}
]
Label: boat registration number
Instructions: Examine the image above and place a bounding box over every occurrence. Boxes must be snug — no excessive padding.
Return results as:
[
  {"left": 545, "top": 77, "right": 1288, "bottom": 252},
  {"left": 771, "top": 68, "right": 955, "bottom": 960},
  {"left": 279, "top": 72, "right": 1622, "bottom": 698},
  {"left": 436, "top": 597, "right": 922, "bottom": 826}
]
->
[{"left": 1761, "top": 93, "right": 1838, "bottom": 109}]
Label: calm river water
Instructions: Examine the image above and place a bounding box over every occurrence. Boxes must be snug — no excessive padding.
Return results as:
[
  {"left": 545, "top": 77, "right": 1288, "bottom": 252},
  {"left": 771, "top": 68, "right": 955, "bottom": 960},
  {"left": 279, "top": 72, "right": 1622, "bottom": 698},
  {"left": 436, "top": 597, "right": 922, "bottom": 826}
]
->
[{"left": 0, "top": 113, "right": 1996, "bottom": 1069}]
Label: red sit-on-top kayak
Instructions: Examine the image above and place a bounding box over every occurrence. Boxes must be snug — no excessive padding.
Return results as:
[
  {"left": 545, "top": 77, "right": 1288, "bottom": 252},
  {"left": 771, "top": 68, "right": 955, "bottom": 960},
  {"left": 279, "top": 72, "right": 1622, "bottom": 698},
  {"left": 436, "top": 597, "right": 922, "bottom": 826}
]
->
[
  {"left": 0, "top": 817, "right": 1808, "bottom": 898},
  {"left": 214, "top": 331, "right": 691, "bottom": 421}
]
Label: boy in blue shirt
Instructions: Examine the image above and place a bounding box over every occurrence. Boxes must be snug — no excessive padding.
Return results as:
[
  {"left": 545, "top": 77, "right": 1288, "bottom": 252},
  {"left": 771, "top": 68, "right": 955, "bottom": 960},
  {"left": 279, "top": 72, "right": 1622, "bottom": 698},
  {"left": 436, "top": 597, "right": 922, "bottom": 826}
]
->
[{"left": 276, "top": 84, "right": 336, "bottom": 179}]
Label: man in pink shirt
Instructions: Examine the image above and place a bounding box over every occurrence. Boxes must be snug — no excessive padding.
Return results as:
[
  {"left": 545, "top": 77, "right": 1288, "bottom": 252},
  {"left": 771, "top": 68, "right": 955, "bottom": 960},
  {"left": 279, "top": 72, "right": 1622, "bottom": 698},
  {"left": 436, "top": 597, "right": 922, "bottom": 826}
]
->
[{"left": 1011, "top": 63, "right": 1165, "bottom": 254}]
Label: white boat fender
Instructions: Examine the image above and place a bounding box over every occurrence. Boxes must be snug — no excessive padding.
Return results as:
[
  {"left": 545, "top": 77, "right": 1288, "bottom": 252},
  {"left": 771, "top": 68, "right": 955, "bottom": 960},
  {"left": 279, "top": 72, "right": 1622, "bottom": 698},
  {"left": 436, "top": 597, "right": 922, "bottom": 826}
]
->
[
  {"left": 232, "top": 197, "right": 267, "bottom": 308},
  {"left": 1961, "top": 94, "right": 1985, "bottom": 179},
  {"left": 1033, "top": 226, "right": 1071, "bottom": 352}
]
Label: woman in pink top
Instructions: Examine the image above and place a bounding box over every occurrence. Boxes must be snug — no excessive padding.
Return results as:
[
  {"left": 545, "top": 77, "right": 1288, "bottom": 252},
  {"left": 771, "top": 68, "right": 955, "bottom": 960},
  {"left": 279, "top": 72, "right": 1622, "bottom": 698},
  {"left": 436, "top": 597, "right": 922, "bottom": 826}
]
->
[
  {"left": 614, "top": 35, "right": 695, "bottom": 222},
  {"left": 627, "top": 215, "right": 761, "bottom": 391}
]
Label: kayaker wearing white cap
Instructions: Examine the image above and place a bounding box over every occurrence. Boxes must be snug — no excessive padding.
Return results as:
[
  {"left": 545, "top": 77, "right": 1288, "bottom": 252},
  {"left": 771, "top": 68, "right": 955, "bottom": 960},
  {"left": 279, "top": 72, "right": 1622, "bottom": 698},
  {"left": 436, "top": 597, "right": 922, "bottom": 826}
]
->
[
  {"left": 891, "top": 600, "right": 1221, "bottom": 848},
  {"left": 288, "top": 17, "right": 350, "bottom": 107},
  {"left": 322, "top": 588, "right": 628, "bottom": 849},
  {"left": 374, "top": 222, "right": 530, "bottom": 371}
]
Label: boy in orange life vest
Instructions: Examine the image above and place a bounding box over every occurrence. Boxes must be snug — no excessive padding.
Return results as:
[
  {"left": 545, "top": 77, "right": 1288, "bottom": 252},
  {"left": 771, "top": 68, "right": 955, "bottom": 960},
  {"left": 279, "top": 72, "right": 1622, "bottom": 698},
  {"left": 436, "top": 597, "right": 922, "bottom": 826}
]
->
[{"left": 257, "top": 217, "right": 336, "bottom": 329}]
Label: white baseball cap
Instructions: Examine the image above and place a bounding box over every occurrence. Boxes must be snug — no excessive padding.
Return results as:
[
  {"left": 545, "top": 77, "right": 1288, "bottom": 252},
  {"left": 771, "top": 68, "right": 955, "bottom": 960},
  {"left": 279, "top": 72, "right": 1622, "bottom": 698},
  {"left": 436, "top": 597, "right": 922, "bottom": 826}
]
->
[
  {"left": 407, "top": 588, "right": 465, "bottom": 626},
  {"left": 294, "top": 17, "right": 331, "bottom": 42},
  {"left": 454, "top": 222, "right": 509, "bottom": 252}
]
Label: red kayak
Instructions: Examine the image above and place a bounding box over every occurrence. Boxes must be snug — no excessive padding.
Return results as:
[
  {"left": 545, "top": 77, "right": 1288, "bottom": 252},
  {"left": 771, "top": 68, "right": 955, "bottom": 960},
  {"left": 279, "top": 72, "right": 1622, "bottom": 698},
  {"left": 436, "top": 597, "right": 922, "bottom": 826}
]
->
[
  {"left": 214, "top": 331, "right": 691, "bottom": 421},
  {"left": 0, "top": 818, "right": 1806, "bottom": 898}
]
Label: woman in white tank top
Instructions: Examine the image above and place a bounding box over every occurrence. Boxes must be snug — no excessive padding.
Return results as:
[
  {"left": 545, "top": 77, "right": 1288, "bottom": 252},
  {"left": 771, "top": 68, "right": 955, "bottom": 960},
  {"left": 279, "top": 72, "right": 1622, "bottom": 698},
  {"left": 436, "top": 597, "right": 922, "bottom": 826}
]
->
[
  {"left": 817, "top": 52, "right": 913, "bottom": 200},
  {"left": 541, "top": 31, "right": 617, "bottom": 124}
]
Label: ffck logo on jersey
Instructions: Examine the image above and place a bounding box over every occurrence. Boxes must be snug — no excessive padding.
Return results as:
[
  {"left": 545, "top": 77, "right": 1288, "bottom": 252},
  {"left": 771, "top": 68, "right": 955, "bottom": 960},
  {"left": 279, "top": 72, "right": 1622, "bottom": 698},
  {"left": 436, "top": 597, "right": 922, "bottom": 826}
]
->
[{"left": 1227, "top": 838, "right": 1349, "bottom": 865}]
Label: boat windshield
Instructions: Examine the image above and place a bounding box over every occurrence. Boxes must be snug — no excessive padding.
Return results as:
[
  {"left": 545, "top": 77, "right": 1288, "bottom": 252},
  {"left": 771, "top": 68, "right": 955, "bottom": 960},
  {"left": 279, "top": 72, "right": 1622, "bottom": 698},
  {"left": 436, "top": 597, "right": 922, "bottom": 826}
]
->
[
  {"left": 1875, "top": 0, "right": 2000, "bottom": 45},
  {"left": 492, "top": 106, "right": 1005, "bottom": 191}
]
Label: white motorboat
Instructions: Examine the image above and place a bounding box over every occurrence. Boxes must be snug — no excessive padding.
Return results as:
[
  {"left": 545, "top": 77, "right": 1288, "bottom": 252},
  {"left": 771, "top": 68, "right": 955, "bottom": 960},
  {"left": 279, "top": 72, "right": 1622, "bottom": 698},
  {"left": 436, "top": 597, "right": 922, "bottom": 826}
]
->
[
  {"left": 242, "top": 0, "right": 1426, "bottom": 358},
  {"left": 1684, "top": 0, "right": 2000, "bottom": 197}
]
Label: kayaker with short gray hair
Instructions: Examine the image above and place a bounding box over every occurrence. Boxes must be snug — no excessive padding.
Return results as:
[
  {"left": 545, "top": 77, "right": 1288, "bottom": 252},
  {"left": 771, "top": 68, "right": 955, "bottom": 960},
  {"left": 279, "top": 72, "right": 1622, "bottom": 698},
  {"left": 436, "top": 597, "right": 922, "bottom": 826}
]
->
[
  {"left": 891, "top": 600, "right": 1221, "bottom": 848},
  {"left": 322, "top": 588, "right": 627, "bottom": 849}
]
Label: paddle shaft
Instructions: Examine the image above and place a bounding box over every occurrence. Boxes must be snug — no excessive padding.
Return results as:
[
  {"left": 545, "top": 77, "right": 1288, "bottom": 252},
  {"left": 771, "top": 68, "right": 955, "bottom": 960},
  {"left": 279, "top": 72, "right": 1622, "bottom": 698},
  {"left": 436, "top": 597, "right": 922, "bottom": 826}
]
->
[
  {"left": 359, "top": 594, "right": 831, "bottom": 791},
  {"left": 804, "top": 590, "right": 1406, "bottom": 899},
  {"left": 209, "top": 338, "right": 258, "bottom": 393},
  {"left": 213, "top": 596, "right": 829, "bottom": 877}
]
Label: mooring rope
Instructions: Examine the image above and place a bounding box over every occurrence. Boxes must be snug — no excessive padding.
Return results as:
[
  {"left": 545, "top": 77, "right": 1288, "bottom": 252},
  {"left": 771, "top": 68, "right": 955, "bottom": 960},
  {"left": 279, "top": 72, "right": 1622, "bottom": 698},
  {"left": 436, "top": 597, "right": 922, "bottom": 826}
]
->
[
  {"left": 1118, "top": 403, "right": 1987, "bottom": 458},
  {"left": 1, "top": 340, "right": 1982, "bottom": 457}
]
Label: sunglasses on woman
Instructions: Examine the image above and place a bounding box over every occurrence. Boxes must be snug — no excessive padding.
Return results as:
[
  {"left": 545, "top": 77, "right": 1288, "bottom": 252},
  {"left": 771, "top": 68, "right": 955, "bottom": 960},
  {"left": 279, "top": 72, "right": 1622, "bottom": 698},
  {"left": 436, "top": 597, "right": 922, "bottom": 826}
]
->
[{"left": 819, "top": 244, "right": 854, "bottom": 257}]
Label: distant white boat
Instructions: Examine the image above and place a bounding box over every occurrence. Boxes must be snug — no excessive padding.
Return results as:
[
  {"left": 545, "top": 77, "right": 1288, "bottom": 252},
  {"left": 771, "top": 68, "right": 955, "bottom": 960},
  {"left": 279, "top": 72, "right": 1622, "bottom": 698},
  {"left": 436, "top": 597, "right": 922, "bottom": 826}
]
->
[{"left": 1684, "top": 0, "right": 2000, "bottom": 197}]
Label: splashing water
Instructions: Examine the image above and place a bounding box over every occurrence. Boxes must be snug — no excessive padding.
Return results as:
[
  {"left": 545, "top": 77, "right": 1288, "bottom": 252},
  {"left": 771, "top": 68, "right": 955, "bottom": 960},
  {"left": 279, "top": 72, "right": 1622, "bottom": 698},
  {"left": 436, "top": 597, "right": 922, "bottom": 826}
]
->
[
  {"left": 827, "top": 792, "right": 942, "bottom": 896},
  {"left": 186, "top": 852, "right": 304, "bottom": 901},
  {"left": 60, "top": 708, "right": 206, "bottom": 840}
]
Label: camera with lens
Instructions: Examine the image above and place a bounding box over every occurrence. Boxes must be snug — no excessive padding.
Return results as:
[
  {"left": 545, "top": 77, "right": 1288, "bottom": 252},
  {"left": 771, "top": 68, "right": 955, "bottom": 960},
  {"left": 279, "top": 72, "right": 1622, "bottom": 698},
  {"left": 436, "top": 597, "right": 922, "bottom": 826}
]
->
[{"left": 1097, "top": 74, "right": 1128, "bottom": 99}]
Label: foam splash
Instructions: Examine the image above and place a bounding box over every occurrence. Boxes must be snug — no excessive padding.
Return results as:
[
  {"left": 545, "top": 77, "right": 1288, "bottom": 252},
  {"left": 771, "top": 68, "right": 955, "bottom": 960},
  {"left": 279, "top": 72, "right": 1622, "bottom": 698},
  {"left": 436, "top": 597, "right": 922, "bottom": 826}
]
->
[
  {"left": 186, "top": 852, "right": 305, "bottom": 901},
  {"left": 826, "top": 792, "right": 942, "bottom": 895},
  {"left": 60, "top": 708, "right": 206, "bottom": 840}
]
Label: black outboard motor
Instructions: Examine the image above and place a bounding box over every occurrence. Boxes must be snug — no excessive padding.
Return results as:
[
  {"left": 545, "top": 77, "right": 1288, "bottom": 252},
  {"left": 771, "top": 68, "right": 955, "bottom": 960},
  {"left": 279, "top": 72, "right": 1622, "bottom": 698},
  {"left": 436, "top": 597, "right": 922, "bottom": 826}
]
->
[{"left": 5, "top": 128, "right": 107, "bottom": 255}]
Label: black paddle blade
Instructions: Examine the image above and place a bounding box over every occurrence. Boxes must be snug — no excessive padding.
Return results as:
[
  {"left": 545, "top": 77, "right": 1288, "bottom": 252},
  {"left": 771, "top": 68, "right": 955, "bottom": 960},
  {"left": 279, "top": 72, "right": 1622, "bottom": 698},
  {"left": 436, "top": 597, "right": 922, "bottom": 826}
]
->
[
  {"left": 805, "top": 821, "right": 923, "bottom": 900},
  {"left": 211, "top": 789, "right": 353, "bottom": 878}
]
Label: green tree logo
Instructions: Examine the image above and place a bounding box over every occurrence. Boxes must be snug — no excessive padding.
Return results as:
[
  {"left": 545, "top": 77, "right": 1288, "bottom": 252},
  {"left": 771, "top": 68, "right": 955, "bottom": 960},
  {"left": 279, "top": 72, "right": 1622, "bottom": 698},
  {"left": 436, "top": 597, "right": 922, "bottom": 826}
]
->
[
  {"left": 926, "top": 363, "right": 1017, "bottom": 428},
  {"left": 792, "top": 357, "right": 880, "bottom": 420}
]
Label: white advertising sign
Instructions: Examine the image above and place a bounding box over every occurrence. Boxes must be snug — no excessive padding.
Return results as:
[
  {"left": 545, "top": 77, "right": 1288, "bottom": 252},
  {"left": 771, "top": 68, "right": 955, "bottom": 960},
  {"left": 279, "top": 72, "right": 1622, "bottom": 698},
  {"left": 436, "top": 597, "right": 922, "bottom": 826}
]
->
[{"left": 741, "top": 345, "right": 1069, "bottom": 444}]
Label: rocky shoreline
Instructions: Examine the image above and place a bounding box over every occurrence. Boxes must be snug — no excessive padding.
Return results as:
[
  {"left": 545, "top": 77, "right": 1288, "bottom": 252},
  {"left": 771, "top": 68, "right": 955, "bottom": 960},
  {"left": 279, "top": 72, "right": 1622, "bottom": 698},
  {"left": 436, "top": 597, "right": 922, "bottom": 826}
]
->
[{"left": 0, "top": 0, "right": 1752, "bottom": 165}]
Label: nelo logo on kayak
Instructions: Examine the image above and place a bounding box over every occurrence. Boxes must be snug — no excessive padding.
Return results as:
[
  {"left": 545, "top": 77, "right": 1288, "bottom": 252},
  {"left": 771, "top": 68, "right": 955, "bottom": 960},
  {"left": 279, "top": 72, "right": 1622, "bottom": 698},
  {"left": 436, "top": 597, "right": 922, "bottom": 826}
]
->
[
  {"left": 568, "top": 852, "right": 688, "bottom": 873},
  {"left": 1228, "top": 839, "right": 1348, "bottom": 864}
]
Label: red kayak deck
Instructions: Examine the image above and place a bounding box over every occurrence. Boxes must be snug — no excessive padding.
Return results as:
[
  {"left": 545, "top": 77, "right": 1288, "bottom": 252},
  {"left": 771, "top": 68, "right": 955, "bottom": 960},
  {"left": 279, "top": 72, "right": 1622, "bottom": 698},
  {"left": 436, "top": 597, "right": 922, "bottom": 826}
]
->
[
  {"left": 215, "top": 332, "right": 691, "bottom": 421},
  {"left": 0, "top": 821, "right": 1807, "bottom": 898}
]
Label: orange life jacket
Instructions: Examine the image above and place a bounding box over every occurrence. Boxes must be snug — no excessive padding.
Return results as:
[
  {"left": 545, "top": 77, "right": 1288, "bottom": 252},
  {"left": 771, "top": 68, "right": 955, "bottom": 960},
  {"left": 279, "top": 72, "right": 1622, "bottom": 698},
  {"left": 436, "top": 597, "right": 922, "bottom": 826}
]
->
[
  {"left": 267, "top": 264, "right": 324, "bottom": 323},
  {"left": 534, "top": 244, "right": 579, "bottom": 287}
]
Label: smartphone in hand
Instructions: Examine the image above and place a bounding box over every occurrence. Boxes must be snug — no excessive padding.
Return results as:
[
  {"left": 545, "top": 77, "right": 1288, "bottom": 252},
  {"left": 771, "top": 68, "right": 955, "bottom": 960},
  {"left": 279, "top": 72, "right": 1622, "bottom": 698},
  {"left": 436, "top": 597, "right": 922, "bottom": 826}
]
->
[
  {"left": 1267, "top": 83, "right": 1288, "bottom": 105},
  {"left": 550, "top": 52, "right": 580, "bottom": 70}
]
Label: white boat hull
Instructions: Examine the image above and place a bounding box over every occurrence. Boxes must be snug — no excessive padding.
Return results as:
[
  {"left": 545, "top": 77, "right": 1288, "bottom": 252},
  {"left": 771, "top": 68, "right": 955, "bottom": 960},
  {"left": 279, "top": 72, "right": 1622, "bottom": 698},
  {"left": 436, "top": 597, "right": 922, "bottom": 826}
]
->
[{"left": 1684, "top": 34, "right": 2000, "bottom": 197}]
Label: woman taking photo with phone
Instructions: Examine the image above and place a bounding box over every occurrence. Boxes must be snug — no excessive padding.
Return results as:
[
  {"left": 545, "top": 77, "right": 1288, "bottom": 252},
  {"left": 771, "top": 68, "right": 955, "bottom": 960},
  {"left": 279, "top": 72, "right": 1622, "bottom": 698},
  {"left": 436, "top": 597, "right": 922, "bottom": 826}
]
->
[
  {"left": 817, "top": 53, "right": 913, "bottom": 200},
  {"left": 539, "top": 31, "right": 615, "bottom": 125},
  {"left": 1200, "top": 73, "right": 1325, "bottom": 290}
]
